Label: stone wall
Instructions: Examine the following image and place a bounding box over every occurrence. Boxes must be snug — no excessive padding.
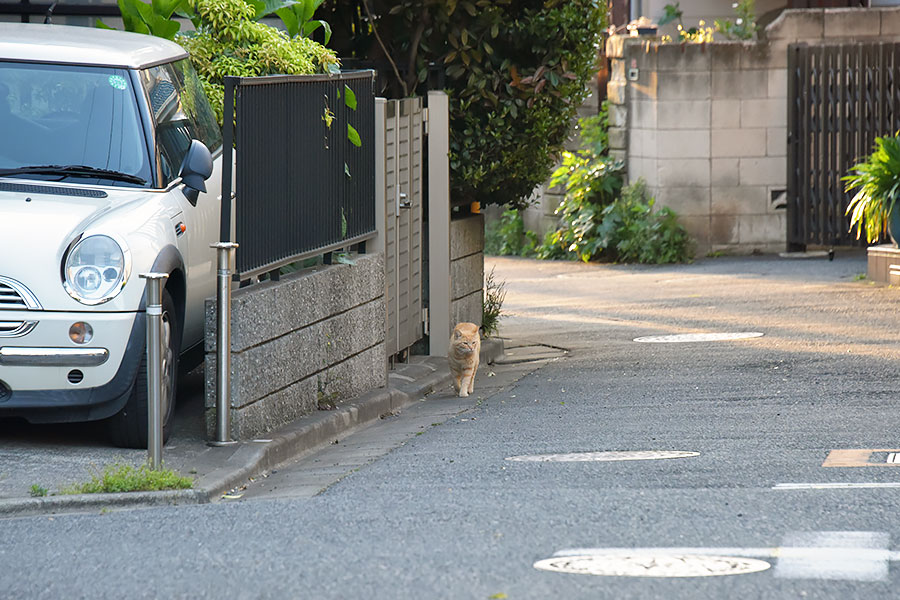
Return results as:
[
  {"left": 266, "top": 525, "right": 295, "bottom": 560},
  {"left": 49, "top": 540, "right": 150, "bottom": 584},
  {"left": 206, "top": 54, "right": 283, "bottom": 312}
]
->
[
  {"left": 204, "top": 253, "right": 386, "bottom": 440},
  {"left": 607, "top": 7, "right": 900, "bottom": 255},
  {"left": 450, "top": 214, "right": 484, "bottom": 328}
]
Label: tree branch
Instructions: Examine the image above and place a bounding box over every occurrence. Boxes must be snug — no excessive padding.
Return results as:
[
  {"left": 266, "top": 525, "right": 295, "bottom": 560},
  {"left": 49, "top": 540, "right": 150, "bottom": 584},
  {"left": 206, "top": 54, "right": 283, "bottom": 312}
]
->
[{"left": 360, "top": 0, "right": 408, "bottom": 97}]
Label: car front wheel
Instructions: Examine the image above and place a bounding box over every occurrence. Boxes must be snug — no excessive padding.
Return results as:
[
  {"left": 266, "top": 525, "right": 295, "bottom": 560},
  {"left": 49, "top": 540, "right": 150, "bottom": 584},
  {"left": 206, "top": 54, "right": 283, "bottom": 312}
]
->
[{"left": 107, "top": 290, "right": 180, "bottom": 449}]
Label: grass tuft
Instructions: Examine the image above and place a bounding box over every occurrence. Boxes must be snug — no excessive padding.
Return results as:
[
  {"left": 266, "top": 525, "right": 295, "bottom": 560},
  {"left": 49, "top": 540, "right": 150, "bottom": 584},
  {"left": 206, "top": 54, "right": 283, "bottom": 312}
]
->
[{"left": 61, "top": 463, "right": 193, "bottom": 495}]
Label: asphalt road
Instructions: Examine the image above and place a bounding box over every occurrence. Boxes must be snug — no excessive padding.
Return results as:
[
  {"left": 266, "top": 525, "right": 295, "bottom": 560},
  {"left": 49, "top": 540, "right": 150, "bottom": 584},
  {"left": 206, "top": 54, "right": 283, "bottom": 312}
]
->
[{"left": 4, "top": 250, "right": 900, "bottom": 599}]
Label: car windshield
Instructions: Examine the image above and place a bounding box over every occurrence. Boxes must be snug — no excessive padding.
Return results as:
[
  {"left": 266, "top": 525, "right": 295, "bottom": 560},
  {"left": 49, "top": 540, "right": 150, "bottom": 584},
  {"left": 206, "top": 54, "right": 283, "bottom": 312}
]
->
[{"left": 0, "top": 61, "right": 152, "bottom": 187}]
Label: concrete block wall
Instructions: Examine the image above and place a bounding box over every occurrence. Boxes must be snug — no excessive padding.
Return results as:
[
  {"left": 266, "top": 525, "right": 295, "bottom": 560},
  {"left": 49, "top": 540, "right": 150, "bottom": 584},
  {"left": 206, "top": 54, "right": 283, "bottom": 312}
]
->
[
  {"left": 450, "top": 214, "right": 484, "bottom": 328},
  {"left": 608, "top": 6, "right": 900, "bottom": 255},
  {"left": 204, "top": 253, "right": 386, "bottom": 440}
]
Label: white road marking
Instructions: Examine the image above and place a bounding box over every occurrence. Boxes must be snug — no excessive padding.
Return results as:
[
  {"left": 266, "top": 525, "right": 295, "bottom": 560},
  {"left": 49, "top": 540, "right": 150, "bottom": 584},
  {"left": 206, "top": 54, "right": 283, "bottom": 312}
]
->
[
  {"left": 506, "top": 450, "right": 699, "bottom": 463},
  {"left": 547, "top": 531, "right": 896, "bottom": 581},
  {"left": 633, "top": 332, "right": 764, "bottom": 343},
  {"left": 774, "top": 531, "right": 890, "bottom": 581},
  {"left": 774, "top": 482, "right": 900, "bottom": 490}
]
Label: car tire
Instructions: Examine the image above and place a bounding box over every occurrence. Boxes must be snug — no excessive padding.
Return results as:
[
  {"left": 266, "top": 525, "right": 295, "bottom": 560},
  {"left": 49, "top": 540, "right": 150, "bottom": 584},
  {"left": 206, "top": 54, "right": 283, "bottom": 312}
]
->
[{"left": 107, "top": 290, "right": 181, "bottom": 449}]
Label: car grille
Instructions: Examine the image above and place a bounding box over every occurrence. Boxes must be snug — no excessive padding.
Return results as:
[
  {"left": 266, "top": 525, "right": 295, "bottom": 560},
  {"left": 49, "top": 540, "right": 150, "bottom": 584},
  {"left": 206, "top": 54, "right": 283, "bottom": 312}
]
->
[
  {"left": 0, "top": 320, "right": 37, "bottom": 337},
  {"left": 0, "top": 277, "right": 41, "bottom": 310}
]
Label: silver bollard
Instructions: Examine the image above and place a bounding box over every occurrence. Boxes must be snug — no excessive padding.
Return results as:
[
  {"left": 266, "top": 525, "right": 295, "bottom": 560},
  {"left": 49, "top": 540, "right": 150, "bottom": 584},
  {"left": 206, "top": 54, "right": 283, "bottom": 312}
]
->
[
  {"left": 139, "top": 272, "right": 169, "bottom": 469},
  {"left": 210, "top": 242, "right": 239, "bottom": 446}
]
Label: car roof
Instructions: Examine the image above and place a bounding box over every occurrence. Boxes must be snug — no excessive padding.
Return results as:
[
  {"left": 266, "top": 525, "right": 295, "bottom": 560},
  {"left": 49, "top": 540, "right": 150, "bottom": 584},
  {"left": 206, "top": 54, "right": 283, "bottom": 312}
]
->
[{"left": 0, "top": 23, "right": 188, "bottom": 69}]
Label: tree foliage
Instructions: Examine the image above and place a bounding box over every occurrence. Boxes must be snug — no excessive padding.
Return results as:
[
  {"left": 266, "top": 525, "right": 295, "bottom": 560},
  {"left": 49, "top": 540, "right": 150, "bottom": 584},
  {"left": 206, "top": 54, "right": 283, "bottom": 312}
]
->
[
  {"left": 322, "top": 0, "right": 607, "bottom": 208},
  {"left": 100, "top": 0, "right": 339, "bottom": 123}
]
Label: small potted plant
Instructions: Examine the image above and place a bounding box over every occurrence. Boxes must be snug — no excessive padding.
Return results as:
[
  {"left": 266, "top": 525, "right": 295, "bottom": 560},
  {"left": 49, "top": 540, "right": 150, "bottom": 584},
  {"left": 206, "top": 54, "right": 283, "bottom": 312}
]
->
[{"left": 844, "top": 133, "right": 900, "bottom": 246}]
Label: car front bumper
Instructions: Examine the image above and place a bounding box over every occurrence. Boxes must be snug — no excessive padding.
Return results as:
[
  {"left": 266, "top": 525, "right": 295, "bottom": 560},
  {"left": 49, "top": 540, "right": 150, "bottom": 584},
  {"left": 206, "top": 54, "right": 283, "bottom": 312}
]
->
[{"left": 0, "top": 311, "right": 144, "bottom": 423}]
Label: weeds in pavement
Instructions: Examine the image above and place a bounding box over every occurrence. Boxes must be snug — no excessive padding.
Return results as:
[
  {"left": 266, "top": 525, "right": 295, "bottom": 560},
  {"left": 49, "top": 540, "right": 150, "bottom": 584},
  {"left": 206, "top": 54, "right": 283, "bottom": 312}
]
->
[
  {"left": 29, "top": 484, "right": 48, "bottom": 497},
  {"left": 61, "top": 462, "right": 193, "bottom": 494},
  {"left": 482, "top": 267, "right": 507, "bottom": 338}
]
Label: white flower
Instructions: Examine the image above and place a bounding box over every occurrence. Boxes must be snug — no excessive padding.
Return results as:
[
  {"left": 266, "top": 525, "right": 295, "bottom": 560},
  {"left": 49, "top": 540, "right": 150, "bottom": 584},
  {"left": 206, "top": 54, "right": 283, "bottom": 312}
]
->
[{"left": 736, "top": 18, "right": 743, "bottom": 24}]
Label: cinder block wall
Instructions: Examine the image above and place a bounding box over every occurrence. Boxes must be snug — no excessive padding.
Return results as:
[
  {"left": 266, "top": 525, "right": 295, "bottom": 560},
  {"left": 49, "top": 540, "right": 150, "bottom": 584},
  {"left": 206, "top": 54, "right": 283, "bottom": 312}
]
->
[
  {"left": 608, "top": 7, "right": 900, "bottom": 255},
  {"left": 450, "top": 214, "right": 484, "bottom": 328},
  {"left": 204, "top": 253, "right": 386, "bottom": 440}
]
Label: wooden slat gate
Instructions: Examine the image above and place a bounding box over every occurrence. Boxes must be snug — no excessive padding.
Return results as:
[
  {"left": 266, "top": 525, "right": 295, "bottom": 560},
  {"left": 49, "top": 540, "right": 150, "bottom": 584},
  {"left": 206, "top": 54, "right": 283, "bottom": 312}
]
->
[
  {"left": 787, "top": 42, "right": 900, "bottom": 250},
  {"left": 382, "top": 98, "right": 424, "bottom": 357}
]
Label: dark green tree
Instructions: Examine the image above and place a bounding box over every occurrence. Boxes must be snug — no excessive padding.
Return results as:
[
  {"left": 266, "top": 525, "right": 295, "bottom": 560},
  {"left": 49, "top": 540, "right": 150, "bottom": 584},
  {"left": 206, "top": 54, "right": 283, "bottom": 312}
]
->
[{"left": 322, "top": 0, "right": 607, "bottom": 209}]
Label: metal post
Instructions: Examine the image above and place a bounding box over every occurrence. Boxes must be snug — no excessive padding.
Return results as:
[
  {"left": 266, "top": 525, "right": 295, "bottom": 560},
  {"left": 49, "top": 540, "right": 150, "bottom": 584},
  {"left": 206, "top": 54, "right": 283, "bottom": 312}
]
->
[
  {"left": 210, "top": 242, "right": 239, "bottom": 446},
  {"left": 139, "top": 272, "right": 169, "bottom": 469}
]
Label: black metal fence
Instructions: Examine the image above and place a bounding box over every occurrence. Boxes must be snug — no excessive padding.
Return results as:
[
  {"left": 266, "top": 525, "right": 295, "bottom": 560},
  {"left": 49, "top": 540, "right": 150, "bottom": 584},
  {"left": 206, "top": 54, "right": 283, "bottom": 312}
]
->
[
  {"left": 787, "top": 42, "right": 900, "bottom": 250},
  {"left": 221, "top": 71, "right": 376, "bottom": 279}
]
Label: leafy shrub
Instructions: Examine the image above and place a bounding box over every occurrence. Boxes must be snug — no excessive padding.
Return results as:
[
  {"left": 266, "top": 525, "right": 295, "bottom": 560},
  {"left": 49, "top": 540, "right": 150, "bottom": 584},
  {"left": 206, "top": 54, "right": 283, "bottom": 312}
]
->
[
  {"left": 536, "top": 114, "right": 625, "bottom": 261},
  {"left": 484, "top": 209, "right": 538, "bottom": 257},
  {"left": 323, "top": 0, "right": 607, "bottom": 209},
  {"left": 101, "top": 0, "right": 338, "bottom": 124},
  {"left": 714, "top": 0, "right": 758, "bottom": 41},
  {"left": 843, "top": 133, "right": 900, "bottom": 243},
  {"left": 595, "top": 180, "right": 694, "bottom": 264},
  {"left": 177, "top": 0, "right": 338, "bottom": 123}
]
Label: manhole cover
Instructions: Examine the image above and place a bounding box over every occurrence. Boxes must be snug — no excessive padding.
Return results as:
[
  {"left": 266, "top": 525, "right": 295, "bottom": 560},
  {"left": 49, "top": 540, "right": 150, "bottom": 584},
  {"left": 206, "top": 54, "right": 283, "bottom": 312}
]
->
[
  {"left": 533, "top": 554, "right": 771, "bottom": 578},
  {"left": 633, "top": 332, "right": 764, "bottom": 343},
  {"left": 505, "top": 450, "right": 700, "bottom": 462}
]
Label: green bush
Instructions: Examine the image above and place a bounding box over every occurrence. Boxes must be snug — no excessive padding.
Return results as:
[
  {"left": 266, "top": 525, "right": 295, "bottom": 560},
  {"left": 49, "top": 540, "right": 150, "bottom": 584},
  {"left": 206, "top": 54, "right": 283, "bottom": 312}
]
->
[
  {"left": 536, "top": 114, "right": 625, "bottom": 261},
  {"left": 177, "top": 0, "right": 338, "bottom": 123},
  {"left": 484, "top": 209, "right": 538, "bottom": 257},
  {"left": 595, "top": 180, "right": 694, "bottom": 264},
  {"left": 323, "top": 0, "right": 607, "bottom": 209},
  {"left": 101, "top": 0, "right": 338, "bottom": 124}
]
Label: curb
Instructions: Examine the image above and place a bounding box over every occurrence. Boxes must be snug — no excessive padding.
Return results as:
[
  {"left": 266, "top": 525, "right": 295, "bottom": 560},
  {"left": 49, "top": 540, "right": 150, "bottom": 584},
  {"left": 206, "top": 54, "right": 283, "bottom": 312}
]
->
[{"left": 0, "top": 339, "right": 503, "bottom": 518}]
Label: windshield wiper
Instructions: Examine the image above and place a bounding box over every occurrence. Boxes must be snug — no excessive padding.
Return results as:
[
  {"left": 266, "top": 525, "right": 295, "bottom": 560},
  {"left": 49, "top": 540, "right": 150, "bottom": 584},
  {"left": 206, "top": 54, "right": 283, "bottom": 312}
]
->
[{"left": 0, "top": 165, "right": 146, "bottom": 185}]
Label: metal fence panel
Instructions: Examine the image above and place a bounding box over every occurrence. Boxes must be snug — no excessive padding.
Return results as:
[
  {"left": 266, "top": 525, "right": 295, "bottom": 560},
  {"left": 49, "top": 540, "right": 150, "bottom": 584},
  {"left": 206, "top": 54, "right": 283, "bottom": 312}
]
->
[
  {"left": 223, "top": 71, "right": 376, "bottom": 278},
  {"left": 788, "top": 42, "right": 900, "bottom": 249}
]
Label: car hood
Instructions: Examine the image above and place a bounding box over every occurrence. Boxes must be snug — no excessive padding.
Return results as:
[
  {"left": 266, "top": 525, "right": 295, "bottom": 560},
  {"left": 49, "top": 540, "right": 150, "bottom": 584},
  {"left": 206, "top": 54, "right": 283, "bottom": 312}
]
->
[{"left": 0, "top": 181, "right": 169, "bottom": 311}]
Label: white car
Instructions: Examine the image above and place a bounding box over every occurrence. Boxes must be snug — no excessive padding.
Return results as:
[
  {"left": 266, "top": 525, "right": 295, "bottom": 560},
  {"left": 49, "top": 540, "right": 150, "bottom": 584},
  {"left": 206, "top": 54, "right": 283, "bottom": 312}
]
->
[{"left": 0, "top": 23, "right": 224, "bottom": 447}]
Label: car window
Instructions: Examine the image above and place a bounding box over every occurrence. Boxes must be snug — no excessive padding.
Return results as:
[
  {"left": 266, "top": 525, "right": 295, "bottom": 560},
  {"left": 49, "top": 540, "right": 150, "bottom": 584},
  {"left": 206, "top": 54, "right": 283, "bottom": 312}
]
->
[
  {"left": 140, "top": 59, "right": 222, "bottom": 185},
  {"left": 0, "top": 61, "right": 152, "bottom": 186}
]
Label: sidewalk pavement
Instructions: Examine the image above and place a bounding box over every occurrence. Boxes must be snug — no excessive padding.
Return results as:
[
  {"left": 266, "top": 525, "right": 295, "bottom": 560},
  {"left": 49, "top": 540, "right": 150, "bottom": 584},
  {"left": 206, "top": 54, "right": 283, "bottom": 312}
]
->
[{"left": 0, "top": 339, "right": 504, "bottom": 519}]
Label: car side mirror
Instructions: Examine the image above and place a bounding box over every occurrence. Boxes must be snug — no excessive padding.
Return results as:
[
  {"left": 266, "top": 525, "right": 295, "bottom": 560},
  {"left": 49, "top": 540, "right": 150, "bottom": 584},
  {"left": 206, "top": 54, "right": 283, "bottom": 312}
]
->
[{"left": 179, "top": 139, "right": 213, "bottom": 194}]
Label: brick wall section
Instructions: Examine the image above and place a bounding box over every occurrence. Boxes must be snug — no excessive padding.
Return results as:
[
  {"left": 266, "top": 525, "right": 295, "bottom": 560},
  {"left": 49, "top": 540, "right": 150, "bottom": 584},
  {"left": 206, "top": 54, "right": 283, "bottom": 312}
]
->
[
  {"left": 450, "top": 214, "right": 484, "bottom": 328},
  {"left": 608, "top": 7, "right": 900, "bottom": 255},
  {"left": 204, "top": 253, "right": 386, "bottom": 440}
]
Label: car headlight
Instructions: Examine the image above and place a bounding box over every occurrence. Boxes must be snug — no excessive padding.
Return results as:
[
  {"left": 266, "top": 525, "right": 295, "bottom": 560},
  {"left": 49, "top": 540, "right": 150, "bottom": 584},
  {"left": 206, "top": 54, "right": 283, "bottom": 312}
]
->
[{"left": 63, "top": 235, "right": 130, "bottom": 305}]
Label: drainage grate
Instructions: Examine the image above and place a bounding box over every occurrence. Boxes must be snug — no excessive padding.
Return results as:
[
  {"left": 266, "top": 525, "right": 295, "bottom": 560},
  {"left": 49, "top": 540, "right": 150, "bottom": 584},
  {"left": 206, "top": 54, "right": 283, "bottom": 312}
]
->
[
  {"left": 534, "top": 554, "right": 771, "bottom": 578},
  {"left": 633, "top": 332, "right": 764, "bottom": 343},
  {"left": 505, "top": 450, "right": 700, "bottom": 463}
]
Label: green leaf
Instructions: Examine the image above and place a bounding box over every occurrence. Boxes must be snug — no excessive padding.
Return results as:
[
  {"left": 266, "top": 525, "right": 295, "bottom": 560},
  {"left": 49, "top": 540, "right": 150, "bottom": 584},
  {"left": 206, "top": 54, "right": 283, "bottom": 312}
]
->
[
  {"left": 117, "top": 0, "right": 151, "bottom": 35},
  {"left": 343, "top": 84, "right": 357, "bottom": 110},
  {"left": 95, "top": 18, "right": 117, "bottom": 29},
  {"left": 347, "top": 123, "right": 362, "bottom": 147},
  {"left": 300, "top": 0, "right": 321, "bottom": 23},
  {"left": 275, "top": 6, "right": 300, "bottom": 37},
  {"left": 151, "top": 0, "right": 182, "bottom": 19},
  {"left": 251, "top": 0, "right": 298, "bottom": 20},
  {"left": 302, "top": 19, "right": 332, "bottom": 44}
]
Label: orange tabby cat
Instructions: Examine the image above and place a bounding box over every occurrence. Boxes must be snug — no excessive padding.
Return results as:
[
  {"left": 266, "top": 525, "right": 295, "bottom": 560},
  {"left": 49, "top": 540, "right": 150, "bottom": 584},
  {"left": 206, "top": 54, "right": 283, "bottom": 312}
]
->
[{"left": 448, "top": 322, "right": 481, "bottom": 398}]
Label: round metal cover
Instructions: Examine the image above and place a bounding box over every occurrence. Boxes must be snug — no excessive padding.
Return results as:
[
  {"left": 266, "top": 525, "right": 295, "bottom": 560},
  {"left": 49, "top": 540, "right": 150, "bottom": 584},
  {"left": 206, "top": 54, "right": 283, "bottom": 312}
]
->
[
  {"left": 633, "top": 332, "right": 764, "bottom": 343},
  {"left": 505, "top": 450, "right": 700, "bottom": 463},
  {"left": 534, "top": 553, "right": 772, "bottom": 578}
]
